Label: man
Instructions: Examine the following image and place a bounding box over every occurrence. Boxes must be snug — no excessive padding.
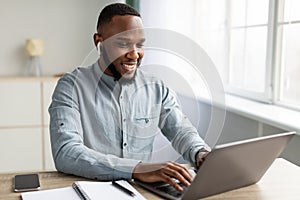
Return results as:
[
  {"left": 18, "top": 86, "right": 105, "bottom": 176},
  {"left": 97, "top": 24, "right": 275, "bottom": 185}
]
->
[{"left": 49, "top": 3, "right": 210, "bottom": 192}]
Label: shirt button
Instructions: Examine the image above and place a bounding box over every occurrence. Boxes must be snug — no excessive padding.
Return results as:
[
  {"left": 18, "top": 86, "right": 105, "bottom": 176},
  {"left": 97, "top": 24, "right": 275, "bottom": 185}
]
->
[
  {"left": 123, "top": 119, "right": 126, "bottom": 122},
  {"left": 123, "top": 143, "right": 127, "bottom": 147}
]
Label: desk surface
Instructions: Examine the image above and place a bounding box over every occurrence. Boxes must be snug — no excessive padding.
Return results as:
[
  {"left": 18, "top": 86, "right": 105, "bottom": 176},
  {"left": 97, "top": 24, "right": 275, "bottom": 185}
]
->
[{"left": 1, "top": 158, "right": 299, "bottom": 200}]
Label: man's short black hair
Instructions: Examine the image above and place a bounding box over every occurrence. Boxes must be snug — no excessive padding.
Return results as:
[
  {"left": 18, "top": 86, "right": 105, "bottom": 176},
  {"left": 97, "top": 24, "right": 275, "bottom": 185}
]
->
[{"left": 96, "top": 3, "right": 141, "bottom": 32}]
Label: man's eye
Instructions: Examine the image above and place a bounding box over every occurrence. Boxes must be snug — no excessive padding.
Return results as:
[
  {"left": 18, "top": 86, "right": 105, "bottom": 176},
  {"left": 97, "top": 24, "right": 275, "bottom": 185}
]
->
[
  {"left": 117, "top": 43, "right": 130, "bottom": 48},
  {"left": 137, "top": 43, "right": 144, "bottom": 48}
]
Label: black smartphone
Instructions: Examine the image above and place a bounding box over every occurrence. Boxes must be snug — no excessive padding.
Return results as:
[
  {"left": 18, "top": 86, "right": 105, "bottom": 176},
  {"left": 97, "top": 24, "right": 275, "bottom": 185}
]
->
[{"left": 14, "top": 174, "right": 40, "bottom": 192}]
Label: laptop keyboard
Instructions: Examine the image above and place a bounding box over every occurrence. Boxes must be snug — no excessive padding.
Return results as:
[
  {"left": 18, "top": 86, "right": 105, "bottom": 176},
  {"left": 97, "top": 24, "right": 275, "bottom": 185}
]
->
[{"left": 156, "top": 182, "right": 187, "bottom": 198}]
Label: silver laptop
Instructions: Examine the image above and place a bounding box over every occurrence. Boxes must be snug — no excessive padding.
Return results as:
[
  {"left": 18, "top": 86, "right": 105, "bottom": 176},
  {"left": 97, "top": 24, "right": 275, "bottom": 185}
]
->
[{"left": 135, "top": 132, "right": 295, "bottom": 200}]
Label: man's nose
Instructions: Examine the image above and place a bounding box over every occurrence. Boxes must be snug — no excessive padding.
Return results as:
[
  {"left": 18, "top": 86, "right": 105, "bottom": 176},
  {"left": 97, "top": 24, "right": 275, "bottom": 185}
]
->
[{"left": 126, "top": 48, "right": 139, "bottom": 59}]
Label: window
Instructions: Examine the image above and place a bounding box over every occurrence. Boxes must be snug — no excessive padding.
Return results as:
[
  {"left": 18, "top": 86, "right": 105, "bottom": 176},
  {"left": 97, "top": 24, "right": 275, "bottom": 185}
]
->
[
  {"left": 196, "top": 0, "right": 300, "bottom": 110},
  {"left": 228, "top": 0, "right": 270, "bottom": 99},
  {"left": 277, "top": 0, "right": 300, "bottom": 109}
]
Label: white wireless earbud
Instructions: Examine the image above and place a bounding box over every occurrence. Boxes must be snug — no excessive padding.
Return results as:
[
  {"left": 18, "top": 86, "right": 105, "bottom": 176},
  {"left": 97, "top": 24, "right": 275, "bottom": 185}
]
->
[{"left": 97, "top": 42, "right": 101, "bottom": 56}]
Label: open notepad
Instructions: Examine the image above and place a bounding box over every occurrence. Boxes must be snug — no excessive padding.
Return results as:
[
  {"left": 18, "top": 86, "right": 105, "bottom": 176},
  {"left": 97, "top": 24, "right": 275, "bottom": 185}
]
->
[{"left": 21, "top": 180, "right": 146, "bottom": 200}]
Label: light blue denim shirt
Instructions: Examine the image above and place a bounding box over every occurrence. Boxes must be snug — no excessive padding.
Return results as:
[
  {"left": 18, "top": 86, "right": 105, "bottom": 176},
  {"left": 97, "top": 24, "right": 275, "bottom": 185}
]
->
[{"left": 49, "top": 61, "right": 210, "bottom": 180}]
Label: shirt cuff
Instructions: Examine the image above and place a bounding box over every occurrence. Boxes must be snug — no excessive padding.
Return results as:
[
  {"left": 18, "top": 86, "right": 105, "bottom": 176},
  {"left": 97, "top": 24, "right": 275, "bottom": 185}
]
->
[{"left": 113, "top": 159, "right": 141, "bottom": 180}]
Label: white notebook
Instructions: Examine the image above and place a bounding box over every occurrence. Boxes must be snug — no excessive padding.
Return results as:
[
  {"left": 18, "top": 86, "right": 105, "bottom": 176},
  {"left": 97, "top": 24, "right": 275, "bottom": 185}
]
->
[{"left": 21, "top": 180, "right": 146, "bottom": 200}]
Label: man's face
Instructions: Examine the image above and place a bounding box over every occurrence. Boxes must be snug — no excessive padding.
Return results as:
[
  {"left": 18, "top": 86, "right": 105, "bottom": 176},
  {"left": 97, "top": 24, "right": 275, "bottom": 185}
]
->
[{"left": 99, "top": 15, "right": 145, "bottom": 80}]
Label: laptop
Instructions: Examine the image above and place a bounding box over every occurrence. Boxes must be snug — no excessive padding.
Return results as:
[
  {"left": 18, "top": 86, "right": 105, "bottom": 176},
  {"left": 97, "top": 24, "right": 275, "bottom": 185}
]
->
[{"left": 134, "top": 131, "right": 295, "bottom": 200}]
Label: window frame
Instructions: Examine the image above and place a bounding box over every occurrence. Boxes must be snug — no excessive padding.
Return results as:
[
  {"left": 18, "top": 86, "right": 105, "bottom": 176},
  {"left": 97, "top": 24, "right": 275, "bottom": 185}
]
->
[
  {"left": 225, "top": 0, "right": 276, "bottom": 104},
  {"left": 225, "top": 0, "right": 300, "bottom": 111},
  {"left": 272, "top": 0, "right": 300, "bottom": 111}
]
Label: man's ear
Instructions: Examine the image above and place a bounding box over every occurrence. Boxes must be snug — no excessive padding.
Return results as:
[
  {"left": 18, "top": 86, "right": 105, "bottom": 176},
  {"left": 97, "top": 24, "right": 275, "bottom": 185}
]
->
[
  {"left": 94, "top": 33, "right": 103, "bottom": 56},
  {"left": 93, "top": 33, "right": 103, "bottom": 47}
]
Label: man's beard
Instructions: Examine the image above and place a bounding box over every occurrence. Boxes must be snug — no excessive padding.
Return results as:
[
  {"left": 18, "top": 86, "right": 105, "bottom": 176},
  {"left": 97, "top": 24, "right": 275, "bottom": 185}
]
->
[{"left": 102, "top": 47, "right": 138, "bottom": 84}]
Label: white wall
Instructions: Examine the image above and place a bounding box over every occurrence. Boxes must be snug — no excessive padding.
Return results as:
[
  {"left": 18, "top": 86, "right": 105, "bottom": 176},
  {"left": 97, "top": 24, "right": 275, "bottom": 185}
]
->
[
  {"left": 0, "top": 0, "right": 123, "bottom": 76},
  {"left": 140, "top": 0, "right": 197, "bottom": 39},
  {"left": 139, "top": 0, "right": 209, "bottom": 99}
]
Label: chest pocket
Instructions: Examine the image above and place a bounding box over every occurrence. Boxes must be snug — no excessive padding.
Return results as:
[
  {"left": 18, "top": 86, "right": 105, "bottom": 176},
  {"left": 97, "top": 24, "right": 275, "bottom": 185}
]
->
[{"left": 129, "top": 104, "right": 161, "bottom": 138}]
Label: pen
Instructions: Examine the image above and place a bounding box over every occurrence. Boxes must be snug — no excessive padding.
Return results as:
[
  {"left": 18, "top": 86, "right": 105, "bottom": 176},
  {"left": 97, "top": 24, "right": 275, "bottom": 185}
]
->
[
  {"left": 112, "top": 181, "right": 135, "bottom": 197},
  {"left": 72, "top": 183, "right": 91, "bottom": 200}
]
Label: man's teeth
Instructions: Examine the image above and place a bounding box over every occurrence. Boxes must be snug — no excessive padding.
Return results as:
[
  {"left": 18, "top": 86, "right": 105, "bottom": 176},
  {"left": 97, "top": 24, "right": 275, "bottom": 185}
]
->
[{"left": 123, "top": 64, "right": 135, "bottom": 69}]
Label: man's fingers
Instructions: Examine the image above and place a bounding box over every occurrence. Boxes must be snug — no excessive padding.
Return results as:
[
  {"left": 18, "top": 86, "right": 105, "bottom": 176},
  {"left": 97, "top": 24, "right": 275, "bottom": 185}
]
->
[
  {"left": 165, "top": 168, "right": 191, "bottom": 188},
  {"left": 168, "top": 162, "right": 193, "bottom": 183},
  {"left": 162, "top": 174, "right": 184, "bottom": 192},
  {"left": 133, "top": 161, "right": 193, "bottom": 192}
]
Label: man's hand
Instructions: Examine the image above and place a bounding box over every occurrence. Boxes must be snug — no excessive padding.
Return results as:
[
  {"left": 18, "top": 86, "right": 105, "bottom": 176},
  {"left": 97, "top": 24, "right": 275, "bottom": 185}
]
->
[
  {"left": 195, "top": 150, "right": 210, "bottom": 168},
  {"left": 132, "top": 162, "right": 192, "bottom": 192}
]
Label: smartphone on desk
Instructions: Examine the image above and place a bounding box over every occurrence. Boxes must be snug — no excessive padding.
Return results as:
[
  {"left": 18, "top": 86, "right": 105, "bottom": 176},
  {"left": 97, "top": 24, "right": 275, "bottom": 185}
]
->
[{"left": 14, "top": 174, "right": 40, "bottom": 192}]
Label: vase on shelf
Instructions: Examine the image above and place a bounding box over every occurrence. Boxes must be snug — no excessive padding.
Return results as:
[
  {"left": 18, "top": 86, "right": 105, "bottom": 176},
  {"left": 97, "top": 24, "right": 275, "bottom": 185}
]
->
[{"left": 25, "top": 39, "right": 44, "bottom": 76}]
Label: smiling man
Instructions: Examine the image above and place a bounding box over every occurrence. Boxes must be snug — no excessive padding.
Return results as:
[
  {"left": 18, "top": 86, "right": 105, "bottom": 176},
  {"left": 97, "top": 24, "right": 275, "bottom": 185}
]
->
[
  {"left": 95, "top": 13, "right": 145, "bottom": 81},
  {"left": 49, "top": 3, "right": 210, "bottom": 192}
]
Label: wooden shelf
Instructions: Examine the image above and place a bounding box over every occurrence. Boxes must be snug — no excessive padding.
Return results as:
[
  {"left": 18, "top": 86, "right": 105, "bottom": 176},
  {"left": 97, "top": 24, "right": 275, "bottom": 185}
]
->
[{"left": 0, "top": 76, "right": 60, "bottom": 82}]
